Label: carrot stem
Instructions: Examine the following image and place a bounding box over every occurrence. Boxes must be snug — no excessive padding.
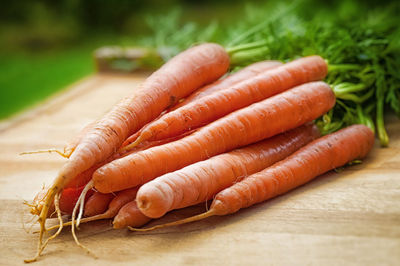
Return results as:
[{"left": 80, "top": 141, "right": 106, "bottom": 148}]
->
[
  {"left": 229, "top": 46, "right": 269, "bottom": 66},
  {"left": 226, "top": 40, "right": 268, "bottom": 55},
  {"left": 376, "top": 97, "right": 389, "bottom": 147},
  {"left": 328, "top": 64, "right": 361, "bottom": 72}
]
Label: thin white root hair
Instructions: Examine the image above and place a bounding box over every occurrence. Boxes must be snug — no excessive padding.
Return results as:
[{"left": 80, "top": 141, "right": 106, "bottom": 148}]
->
[
  {"left": 38, "top": 212, "right": 110, "bottom": 233},
  {"left": 71, "top": 180, "right": 97, "bottom": 258},
  {"left": 77, "top": 181, "right": 94, "bottom": 228}
]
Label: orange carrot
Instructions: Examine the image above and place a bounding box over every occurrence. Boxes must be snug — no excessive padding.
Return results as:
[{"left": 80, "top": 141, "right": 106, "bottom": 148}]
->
[
  {"left": 136, "top": 123, "right": 319, "bottom": 219},
  {"left": 27, "top": 43, "right": 229, "bottom": 262},
  {"left": 64, "top": 128, "right": 197, "bottom": 191},
  {"left": 121, "top": 129, "right": 197, "bottom": 154},
  {"left": 131, "top": 124, "right": 374, "bottom": 231},
  {"left": 64, "top": 164, "right": 99, "bottom": 189},
  {"left": 45, "top": 187, "right": 140, "bottom": 232},
  {"left": 169, "top": 60, "right": 283, "bottom": 111},
  {"left": 84, "top": 192, "right": 115, "bottom": 217},
  {"left": 62, "top": 121, "right": 96, "bottom": 158},
  {"left": 29, "top": 186, "right": 93, "bottom": 217},
  {"left": 121, "top": 61, "right": 282, "bottom": 150},
  {"left": 93, "top": 81, "right": 335, "bottom": 193},
  {"left": 113, "top": 201, "right": 151, "bottom": 229},
  {"left": 123, "top": 56, "right": 327, "bottom": 150},
  {"left": 58, "top": 186, "right": 94, "bottom": 215},
  {"left": 212, "top": 125, "right": 374, "bottom": 215},
  {"left": 122, "top": 60, "right": 283, "bottom": 150}
]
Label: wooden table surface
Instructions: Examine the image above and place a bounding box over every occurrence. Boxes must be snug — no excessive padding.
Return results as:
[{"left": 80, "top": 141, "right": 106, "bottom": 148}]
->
[{"left": 0, "top": 74, "right": 399, "bottom": 266}]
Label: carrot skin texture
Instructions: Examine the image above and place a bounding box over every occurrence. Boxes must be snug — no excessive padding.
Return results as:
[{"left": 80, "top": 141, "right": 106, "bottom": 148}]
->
[
  {"left": 211, "top": 124, "right": 374, "bottom": 216},
  {"left": 133, "top": 56, "right": 327, "bottom": 144},
  {"left": 84, "top": 192, "right": 115, "bottom": 217},
  {"left": 137, "top": 124, "right": 320, "bottom": 218},
  {"left": 93, "top": 81, "right": 335, "bottom": 193},
  {"left": 59, "top": 186, "right": 94, "bottom": 215},
  {"left": 64, "top": 164, "right": 98, "bottom": 189},
  {"left": 169, "top": 60, "right": 283, "bottom": 111},
  {"left": 102, "top": 187, "right": 140, "bottom": 217},
  {"left": 61, "top": 43, "right": 229, "bottom": 189},
  {"left": 113, "top": 201, "right": 151, "bottom": 229},
  {"left": 121, "top": 128, "right": 197, "bottom": 154},
  {"left": 30, "top": 43, "right": 229, "bottom": 261},
  {"left": 121, "top": 60, "right": 282, "bottom": 148},
  {"left": 63, "top": 121, "right": 96, "bottom": 158}
]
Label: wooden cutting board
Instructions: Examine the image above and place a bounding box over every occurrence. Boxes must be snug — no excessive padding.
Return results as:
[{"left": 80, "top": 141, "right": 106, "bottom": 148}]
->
[{"left": 0, "top": 73, "right": 399, "bottom": 265}]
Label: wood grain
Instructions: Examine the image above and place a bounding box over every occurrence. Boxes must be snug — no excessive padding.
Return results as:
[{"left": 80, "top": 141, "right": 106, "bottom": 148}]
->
[{"left": 0, "top": 74, "right": 399, "bottom": 266}]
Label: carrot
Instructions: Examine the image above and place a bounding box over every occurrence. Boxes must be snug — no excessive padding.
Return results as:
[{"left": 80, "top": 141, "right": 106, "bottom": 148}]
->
[
  {"left": 131, "top": 124, "right": 374, "bottom": 231},
  {"left": 63, "top": 121, "right": 96, "bottom": 158},
  {"left": 28, "top": 186, "right": 55, "bottom": 217},
  {"left": 59, "top": 186, "right": 94, "bottom": 215},
  {"left": 121, "top": 128, "right": 197, "bottom": 155},
  {"left": 64, "top": 128, "right": 197, "bottom": 192},
  {"left": 169, "top": 60, "right": 283, "bottom": 111},
  {"left": 45, "top": 187, "right": 140, "bottom": 232},
  {"left": 27, "top": 43, "right": 229, "bottom": 262},
  {"left": 122, "top": 56, "right": 327, "bottom": 150},
  {"left": 29, "top": 185, "right": 93, "bottom": 217},
  {"left": 84, "top": 192, "right": 115, "bottom": 217},
  {"left": 113, "top": 201, "right": 151, "bottom": 229},
  {"left": 63, "top": 164, "right": 99, "bottom": 189},
  {"left": 93, "top": 81, "right": 335, "bottom": 193},
  {"left": 120, "top": 61, "right": 282, "bottom": 150},
  {"left": 136, "top": 123, "right": 319, "bottom": 218}
]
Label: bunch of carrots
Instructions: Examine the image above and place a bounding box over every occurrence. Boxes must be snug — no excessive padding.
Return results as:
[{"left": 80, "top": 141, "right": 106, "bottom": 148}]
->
[{"left": 25, "top": 43, "right": 375, "bottom": 262}]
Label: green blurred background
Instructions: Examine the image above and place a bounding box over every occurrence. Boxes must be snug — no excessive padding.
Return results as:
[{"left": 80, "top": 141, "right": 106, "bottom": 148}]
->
[
  {"left": 0, "top": 0, "right": 396, "bottom": 120},
  {"left": 0, "top": 0, "right": 254, "bottom": 120}
]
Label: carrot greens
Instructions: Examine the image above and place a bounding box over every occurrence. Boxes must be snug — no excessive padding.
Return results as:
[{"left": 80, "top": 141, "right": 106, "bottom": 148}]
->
[{"left": 139, "top": 0, "right": 400, "bottom": 146}]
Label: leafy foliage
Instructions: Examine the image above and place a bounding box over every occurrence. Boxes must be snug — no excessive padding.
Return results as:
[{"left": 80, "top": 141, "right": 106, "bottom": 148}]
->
[{"left": 141, "top": 0, "right": 400, "bottom": 146}]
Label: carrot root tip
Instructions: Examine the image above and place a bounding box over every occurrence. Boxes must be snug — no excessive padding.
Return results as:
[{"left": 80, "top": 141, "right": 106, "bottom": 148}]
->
[
  {"left": 119, "top": 135, "right": 144, "bottom": 153},
  {"left": 128, "top": 210, "right": 215, "bottom": 232}
]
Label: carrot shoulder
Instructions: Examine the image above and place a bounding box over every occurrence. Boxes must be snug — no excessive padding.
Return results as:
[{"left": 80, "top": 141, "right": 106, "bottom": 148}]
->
[
  {"left": 136, "top": 123, "right": 320, "bottom": 218},
  {"left": 93, "top": 81, "right": 335, "bottom": 193}
]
